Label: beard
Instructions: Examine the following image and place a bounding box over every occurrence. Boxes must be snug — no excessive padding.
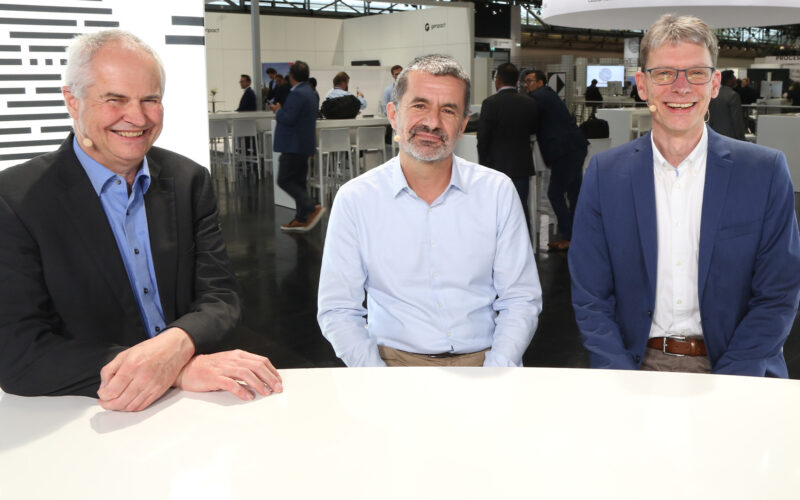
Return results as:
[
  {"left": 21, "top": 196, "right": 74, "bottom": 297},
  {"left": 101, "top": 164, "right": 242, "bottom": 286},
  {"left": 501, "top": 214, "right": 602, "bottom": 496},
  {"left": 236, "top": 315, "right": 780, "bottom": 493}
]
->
[{"left": 401, "top": 124, "right": 451, "bottom": 163}]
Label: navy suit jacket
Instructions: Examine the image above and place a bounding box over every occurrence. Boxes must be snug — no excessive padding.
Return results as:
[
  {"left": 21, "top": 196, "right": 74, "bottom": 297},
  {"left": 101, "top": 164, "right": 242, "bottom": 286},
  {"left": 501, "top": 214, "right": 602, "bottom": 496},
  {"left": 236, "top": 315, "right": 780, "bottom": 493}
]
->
[
  {"left": 529, "top": 85, "right": 587, "bottom": 168},
  {"left": 236, "top": 87, "right": 257, "bottom": 111},
  {"left": 273, "top": 81, "right": 318, "bottom": 155},
  {"left": 569, "top": 127, "right": 800, "bottom": 377}
]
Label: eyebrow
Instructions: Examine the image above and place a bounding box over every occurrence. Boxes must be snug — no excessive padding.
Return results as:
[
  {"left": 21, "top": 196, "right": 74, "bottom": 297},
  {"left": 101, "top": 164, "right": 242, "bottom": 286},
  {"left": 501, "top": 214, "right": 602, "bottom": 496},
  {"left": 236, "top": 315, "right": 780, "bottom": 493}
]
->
[
  {"left": 100, "top": 92, "right": 162, "bottom": 100},
  {"left": 408, "top": 96, "right": 460, "bottom": 111}
]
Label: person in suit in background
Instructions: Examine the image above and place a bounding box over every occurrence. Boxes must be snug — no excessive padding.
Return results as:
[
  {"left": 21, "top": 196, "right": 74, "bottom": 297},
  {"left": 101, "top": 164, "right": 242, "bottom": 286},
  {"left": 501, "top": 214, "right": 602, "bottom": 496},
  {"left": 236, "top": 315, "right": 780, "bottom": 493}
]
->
[
  {"left": 269, "top": 61, "right": 324, "bottom": 233},
  {"left": 736, "top": 77, "right": 759, "bottom": 105},
  {"left": 0, "top": 29, "right": 282, "bottom": 411},
  {"left": 264, "top": 67, "right": 278, "bottom": 103},
  {"left": 569, "top": 14, "right": 800, "bottom": 376},
  {"left": 477, "top": 62, "right": 538, "bottom": 227},
  {"left": 236, "top": 74, "right": 257, "bottom": 111},
  {"left": 708, "top": 69, "right": 746, "bottom": 140},
  {"left": 585, "top": 78, "right": 603, "bottom": 115},
  {"left": 524, "top": 69, "right": 588, "bottom": 251},
  {"left": 271, "top": 73, "right": 292, "bottom": 106}
]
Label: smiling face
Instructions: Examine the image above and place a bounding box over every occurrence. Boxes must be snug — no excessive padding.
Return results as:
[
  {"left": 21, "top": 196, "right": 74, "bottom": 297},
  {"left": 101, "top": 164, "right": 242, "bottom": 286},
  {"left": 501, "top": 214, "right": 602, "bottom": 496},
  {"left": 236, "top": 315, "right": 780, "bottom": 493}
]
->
[
  {"left": 64, "top": 42, "right": 163, "bottom": 175},
  {"left": 387, "top": 70, "right": 468, "bottom": 164},
  {"left": 635, "top": 41, "right": 720, "bottom": 141}
]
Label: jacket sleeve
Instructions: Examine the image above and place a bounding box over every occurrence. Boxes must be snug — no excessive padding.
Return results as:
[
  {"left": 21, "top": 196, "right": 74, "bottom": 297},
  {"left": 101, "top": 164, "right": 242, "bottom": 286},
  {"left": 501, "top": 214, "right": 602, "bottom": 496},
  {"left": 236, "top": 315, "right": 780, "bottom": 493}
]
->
[
  {"left": 568, "top": 159, "right": 638, "bottom": 370},
  {"left": 713, "top": 152, "right": 800, "bottom": 376},
  {"left": 168, "top": 168, "right": 242, "bottom": 353},
  {"left": 0, "top": 194, "right": 126, "bottom": 397}
]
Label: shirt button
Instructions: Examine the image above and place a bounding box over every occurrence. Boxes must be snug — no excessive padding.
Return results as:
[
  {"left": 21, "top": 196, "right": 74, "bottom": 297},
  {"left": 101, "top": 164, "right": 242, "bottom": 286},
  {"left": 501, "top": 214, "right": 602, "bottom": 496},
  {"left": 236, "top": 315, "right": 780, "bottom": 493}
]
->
[
  {"left": 438, "top": 302, "right": 443, "bottom": 308},
  {"left": 675, "top": 261, "right": 681, "bottom": 267},
  {"left": 446, "top": 332, "right": 452, "bottom": 338},
  {"left": 676, "top": 299, "right": 683, "bottom": 305},
  {"left": 115, "top": 179, "right": 121, "bottom": 185},
  {"left": 430, "top": 240, "right": 435, "bottom": 246},
  {"left": 143, "top": 287, "right": 149, "bottom": 294},
  {"left": 134, "top": 248, "right": 140, "bottom": 255},
  {"left": 155, "top": 326, "right": 161, "bottom": 333},
  {"left": 433, "top": 272, "right": 439, "bottom": 278}
]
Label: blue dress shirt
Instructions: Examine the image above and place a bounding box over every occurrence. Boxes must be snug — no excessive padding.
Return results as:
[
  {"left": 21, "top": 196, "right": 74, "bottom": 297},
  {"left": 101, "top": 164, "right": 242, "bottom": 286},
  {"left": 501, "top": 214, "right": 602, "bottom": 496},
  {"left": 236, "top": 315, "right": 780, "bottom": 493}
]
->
[
  {"left": 317, "top": 155, "right": 542, "bottom": 367},
  {"left": 325, "top": 87, "right": 367, "bottom": 110},
  {"left": 73, "top": 138, "right": 166, "bottom": 338}
]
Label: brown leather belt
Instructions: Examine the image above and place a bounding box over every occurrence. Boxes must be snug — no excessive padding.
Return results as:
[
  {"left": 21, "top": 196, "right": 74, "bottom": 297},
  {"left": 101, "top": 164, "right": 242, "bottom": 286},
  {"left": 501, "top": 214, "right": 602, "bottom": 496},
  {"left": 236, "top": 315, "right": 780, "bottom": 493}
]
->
[{"left": 647, "top": 336, "right": 707, "bottom": 357}]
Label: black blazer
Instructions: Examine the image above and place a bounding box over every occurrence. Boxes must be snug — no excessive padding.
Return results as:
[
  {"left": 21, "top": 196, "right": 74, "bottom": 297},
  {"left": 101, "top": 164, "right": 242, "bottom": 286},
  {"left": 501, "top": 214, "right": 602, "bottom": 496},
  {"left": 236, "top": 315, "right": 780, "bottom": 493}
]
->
[
  {"left": 477, "top": 88, "right": 539, "bottom": 178},
  {"left": 708, "top": 85, "right": 746, "bottom": 141},
  {"left": 0, "top": 136, "right": 241, "bottom": 397},
  {"left": 236, "top": 86, "right": 257, "bottom": 111}
]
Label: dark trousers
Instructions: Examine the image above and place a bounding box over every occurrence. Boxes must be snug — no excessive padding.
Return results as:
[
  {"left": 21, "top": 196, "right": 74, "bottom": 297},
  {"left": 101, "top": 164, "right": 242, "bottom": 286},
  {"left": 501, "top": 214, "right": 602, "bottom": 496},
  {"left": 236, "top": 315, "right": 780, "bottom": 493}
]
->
[
  {"left": 277, "top": 152, "right": 316, "bottom": 222},
  {"left": 547, "top": 154, "right": 584, "bottom": 240},
  {"left": 511, "top": 175, "right": 531, "bottom": 230}
]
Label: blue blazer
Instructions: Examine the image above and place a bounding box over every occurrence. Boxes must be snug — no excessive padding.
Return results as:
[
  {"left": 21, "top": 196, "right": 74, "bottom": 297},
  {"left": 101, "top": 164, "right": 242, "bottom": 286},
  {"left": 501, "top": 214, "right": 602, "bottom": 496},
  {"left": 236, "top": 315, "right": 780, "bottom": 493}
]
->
[
  {"left": 273, "top": 81, "right": 319, "bottom": 155},
  {"left": 569, "top": 127, "right": 800, "bottom": 377}
]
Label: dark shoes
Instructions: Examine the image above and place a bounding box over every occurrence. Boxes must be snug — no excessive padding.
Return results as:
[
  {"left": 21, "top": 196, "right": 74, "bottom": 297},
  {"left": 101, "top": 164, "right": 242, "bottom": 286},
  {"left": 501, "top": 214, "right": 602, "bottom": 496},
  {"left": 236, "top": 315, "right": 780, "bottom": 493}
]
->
[
  {"left": 280, "top": 205, "right": 326, "bottom": 233},
  {"left": 548, "top": 239, "right": 570, "bottom": 251}
]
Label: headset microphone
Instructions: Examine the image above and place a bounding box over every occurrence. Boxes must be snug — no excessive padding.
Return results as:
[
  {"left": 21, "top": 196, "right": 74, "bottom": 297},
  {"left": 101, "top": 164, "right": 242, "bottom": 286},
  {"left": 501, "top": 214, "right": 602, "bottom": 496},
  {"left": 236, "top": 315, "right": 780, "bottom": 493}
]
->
[
  {"left": 648, "top": 102, "right": 657, "bottom": 113},
  {"left": 394, "top": 135, "right": 401, "bottom": 142},
  {"left": 82, "top": 137, "right": 93, "bottom": 148}
]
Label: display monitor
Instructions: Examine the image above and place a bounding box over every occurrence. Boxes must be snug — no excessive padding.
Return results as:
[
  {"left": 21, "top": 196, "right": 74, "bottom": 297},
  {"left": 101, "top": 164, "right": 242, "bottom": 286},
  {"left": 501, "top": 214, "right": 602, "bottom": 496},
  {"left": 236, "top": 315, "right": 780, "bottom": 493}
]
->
[{"left": 586, "top": 65, "right": 625, "bottom": 88}]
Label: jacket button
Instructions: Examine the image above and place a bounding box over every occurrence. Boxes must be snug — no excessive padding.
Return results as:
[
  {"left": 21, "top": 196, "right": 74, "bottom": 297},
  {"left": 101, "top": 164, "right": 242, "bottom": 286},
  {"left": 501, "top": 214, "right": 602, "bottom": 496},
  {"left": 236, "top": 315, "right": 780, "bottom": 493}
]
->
[
  {"left": 634, "top": 355, "right": 641, "bottom": 363},
  {"left": 647, "top": 310, "right": 652, "bottom": 317}
]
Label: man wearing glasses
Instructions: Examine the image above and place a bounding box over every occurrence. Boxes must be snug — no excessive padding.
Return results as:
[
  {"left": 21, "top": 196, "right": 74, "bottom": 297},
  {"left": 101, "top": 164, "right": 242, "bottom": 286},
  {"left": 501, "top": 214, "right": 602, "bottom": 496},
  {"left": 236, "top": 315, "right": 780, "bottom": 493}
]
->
[{"left": 568, "top": 14, "right": 800, "bottom": 376}]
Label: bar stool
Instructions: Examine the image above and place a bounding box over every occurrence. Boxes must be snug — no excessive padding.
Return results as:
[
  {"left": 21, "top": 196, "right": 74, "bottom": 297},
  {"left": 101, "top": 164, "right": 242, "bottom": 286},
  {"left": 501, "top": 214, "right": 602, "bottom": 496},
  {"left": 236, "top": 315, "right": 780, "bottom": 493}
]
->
[
  {"left": 313, "top": 128, "right": 354, "bottom": 207},
  {"left": 232, "top": 119, "right": 261, "bottom": 180},
  {"left": 352, "top": 126, "right": 387, "bottom": 175},
  {"left": 208, "top": 120, "right": 231, "bottom": 181}
]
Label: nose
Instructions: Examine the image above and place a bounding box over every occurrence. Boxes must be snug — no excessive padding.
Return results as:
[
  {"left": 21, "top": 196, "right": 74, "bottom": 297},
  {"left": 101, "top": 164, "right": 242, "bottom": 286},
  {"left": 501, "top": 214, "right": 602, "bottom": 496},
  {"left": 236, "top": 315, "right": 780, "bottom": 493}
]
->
[
  {"left": 422, "top": 106, "right": 442, "bottom": 131},
  {"left": 671, "top": 70, "right": 691, "bottom": 93},
  {"left": 123, "top": 100, "right": 148, "bottom": 126}
]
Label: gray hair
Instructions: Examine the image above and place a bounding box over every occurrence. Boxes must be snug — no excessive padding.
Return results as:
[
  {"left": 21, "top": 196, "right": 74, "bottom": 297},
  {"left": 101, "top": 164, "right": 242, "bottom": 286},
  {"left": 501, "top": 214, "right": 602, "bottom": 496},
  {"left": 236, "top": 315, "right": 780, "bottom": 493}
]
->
[
  {"left": 639, "top": 14, "right": 719, "bottom": 70},
  {"left": 393, "top": 54, "right": 471, "bottom": 117},
  {"left": 64, "top": 29, "right": 165, "bottom": 98}
]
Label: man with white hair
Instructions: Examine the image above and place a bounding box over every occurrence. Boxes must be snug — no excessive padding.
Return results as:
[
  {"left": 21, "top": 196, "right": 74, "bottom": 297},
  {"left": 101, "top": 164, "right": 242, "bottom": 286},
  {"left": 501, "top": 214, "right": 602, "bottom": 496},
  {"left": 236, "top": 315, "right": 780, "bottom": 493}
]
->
[
  {"left": 569, "top": 14, "right": 800, "bottom": 376},
  {"left": 0, "top": 30, "right": 282, "bottom": 411},
  {"left": 317, "top": 55, "right": 542, "bottom": 367}
]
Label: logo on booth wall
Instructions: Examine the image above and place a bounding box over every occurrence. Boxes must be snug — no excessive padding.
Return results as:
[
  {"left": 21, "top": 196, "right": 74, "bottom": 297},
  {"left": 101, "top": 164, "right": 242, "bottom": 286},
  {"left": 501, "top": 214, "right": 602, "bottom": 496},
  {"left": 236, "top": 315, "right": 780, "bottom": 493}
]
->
[{"left": 425, "top": 22, "right": 446, "bottom": 31}]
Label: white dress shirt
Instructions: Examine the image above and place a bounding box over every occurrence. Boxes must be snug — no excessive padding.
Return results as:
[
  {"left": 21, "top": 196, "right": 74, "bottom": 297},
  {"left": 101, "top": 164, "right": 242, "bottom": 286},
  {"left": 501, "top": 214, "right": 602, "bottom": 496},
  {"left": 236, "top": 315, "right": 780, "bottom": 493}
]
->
[
  {"left": 317, "top": 155, "right": 542, "bottom": 367},
  {"left": 648, "top": 126, "right": 708, "bottom": 339}
]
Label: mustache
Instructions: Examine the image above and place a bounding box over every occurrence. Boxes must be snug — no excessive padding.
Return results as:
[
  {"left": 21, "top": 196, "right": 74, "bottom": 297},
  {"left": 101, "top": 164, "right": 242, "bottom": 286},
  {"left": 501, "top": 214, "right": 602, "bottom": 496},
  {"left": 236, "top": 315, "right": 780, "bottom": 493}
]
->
[{"left": 408, "top": 124, "right": 447, "bottom": 143}]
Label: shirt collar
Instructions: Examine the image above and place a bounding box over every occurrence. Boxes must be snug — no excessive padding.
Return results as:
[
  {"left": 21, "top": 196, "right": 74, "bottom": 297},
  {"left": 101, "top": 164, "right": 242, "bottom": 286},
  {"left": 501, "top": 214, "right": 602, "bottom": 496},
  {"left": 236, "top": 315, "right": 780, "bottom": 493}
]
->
[
  {"left": 651, "top": 125, "right": 708, "bottom": 176},
  {"left": 73, "top": 135, "right": 151, "bottom": 196},
  {"left": 497, "top": 86, "right": 516, "bottom": 93},
  {"left": 390, "top": 154, "right": 466, "bottom": 198}
]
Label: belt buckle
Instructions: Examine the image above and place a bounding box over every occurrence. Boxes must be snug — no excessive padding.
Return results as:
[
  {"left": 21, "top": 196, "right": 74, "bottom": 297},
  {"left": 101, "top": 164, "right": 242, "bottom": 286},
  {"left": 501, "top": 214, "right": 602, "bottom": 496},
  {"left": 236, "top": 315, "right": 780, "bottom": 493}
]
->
[{"left": 663, "top": 335, "right": 686, "bottom": 357}]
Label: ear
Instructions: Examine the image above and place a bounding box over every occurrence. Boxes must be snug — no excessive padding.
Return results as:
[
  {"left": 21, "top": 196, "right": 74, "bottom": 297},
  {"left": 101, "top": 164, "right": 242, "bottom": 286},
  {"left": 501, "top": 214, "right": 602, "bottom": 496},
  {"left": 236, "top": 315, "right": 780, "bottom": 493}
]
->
[
  {"left": 62, "top": 86, "right": 79, "bottom": 120},
  {"left": 387, "top": 101, "right": 398, "bottom": 132},
  {"left": 710, "top": 70, "right": 722, "bottom": 99},
  {"left": 634, "top": 71, "right": 648, "bottom": 102}
]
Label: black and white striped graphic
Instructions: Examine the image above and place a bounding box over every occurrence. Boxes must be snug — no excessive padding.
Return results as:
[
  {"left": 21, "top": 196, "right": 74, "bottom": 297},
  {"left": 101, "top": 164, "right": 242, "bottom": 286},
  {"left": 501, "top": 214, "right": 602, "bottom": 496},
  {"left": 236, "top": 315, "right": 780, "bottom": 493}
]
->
[{"left": 0, "top": 0, "right": 206, "bottom": 170}]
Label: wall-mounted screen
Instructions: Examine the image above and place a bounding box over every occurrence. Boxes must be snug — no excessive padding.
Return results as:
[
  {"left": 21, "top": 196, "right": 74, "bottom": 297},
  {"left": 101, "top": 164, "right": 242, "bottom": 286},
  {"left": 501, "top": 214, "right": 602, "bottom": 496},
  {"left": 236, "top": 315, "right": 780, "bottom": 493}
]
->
[{"left": 586, "top": 65, "right": 625, "bottom": 87}]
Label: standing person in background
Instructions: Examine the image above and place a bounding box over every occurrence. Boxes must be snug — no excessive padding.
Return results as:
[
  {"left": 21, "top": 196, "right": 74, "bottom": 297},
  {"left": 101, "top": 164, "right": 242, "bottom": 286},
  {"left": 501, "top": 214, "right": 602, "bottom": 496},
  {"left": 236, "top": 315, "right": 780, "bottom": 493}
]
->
[
  {"left": 569, "top": 14, "right": 800, "bottom": 376},
  {"left": 477, "top": 62, "right": 538, "bottom": 228},
  {"left": 264, "top": 67, "right": 278, "bottom": 103},
  {"left": 585, "top": 78, "right": 603, "bottom": 115},
  {"left": 272, "top": 74, "right": 291, "bottom": 106},
  {"left": 524, "top": 69, "right": 588, "bottom": 251},
  {"left": 381, "top": 65, "right": 403, "bottom": 116},
  {"left": 737, "top": 78, "right": 759, "bottom": 105},
  {"left": 236, "top": 74, "right": 257, "bottom": 111},
  {"left": 269, "top": 61, "right": 325, "bottom": 233},
  {"left": 708, "top": 69, "right": 746, "bottom": 140},
  {"left": 325, "top": 71, "right": 367, "bottom": 110}
]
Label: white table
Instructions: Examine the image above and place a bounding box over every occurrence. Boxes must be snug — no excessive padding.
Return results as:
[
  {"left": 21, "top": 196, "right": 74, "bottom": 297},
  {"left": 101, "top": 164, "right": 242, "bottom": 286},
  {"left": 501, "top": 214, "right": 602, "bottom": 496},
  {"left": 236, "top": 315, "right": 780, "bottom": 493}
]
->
[{"left": 2, "top": 367, "right": 798, "bottom": 499}]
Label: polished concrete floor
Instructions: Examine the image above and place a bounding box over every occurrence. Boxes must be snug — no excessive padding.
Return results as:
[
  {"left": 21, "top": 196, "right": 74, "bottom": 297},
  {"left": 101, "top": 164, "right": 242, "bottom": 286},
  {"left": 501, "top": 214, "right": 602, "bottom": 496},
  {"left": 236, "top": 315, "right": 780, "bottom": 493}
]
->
[{"left": 212, "top": 172, "right": 800, "bottom": 378}]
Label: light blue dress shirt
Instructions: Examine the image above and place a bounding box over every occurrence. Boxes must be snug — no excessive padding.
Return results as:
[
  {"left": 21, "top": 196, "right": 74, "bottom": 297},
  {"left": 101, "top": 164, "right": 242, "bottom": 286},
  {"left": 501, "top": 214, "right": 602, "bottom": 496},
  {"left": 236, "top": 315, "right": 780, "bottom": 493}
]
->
[
  {"left": 325, "top": 87, "right": 367, "bottom": 110},
  {"left": 381, "top": 82, "right": 394, "bottom": 116},
  {"left": 317, "top": 155, "right": 542, "bottom": 367},
  {"left": 73, "top": 138, "right": 166, "bottom": 338}
]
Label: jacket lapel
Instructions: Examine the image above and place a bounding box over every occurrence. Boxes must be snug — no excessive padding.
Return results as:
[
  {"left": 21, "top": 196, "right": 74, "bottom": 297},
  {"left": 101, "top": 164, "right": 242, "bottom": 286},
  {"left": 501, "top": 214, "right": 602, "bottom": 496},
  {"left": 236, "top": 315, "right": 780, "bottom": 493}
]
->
[
  {"left": 630, "top": 134, "right": 658, "bottom": 298},
  {"left": 698, "top": 128, "right": 733, "bottom": 300},
  {"left": 55, "top": 137, "right": 139, "bottom": 313},
  {"left": 144, "top": 155, "right": 178, "bottom": 323}
]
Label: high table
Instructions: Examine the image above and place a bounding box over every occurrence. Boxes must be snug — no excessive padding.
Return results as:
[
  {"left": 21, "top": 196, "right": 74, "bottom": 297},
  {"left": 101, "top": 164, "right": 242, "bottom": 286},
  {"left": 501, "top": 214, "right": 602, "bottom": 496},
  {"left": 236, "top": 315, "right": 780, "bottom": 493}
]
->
[{"left": 2, "top": 367, "right": 798, "bottom": 499}]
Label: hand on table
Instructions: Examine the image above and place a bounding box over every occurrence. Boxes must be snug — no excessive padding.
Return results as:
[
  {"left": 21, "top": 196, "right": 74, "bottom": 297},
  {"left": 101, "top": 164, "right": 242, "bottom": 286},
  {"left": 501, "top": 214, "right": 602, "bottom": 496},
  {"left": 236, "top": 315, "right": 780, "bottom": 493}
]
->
[
  {"left": 98, "top": 327, "right": 195, "bottom": 412},
  {"left": 175, "top": 350, "right": 283, "bottom": 401}
]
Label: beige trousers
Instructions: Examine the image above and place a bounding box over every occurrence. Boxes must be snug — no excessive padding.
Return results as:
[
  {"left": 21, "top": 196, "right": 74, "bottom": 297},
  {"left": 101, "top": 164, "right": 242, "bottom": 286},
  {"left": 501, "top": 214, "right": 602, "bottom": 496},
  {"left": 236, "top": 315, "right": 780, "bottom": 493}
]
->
[
  {"left": 378, "top": 345, "right": 489, "bottom": 367},
  {"left": 640, "top": 347, "right": 711, "bottom": 373}
]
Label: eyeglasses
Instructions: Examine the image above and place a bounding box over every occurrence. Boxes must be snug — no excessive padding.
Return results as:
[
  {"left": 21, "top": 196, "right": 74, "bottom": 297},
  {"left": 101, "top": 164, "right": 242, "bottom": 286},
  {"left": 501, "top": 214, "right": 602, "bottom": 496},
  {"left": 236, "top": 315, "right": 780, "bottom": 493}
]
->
[{"left": 645, "top": 67, "right": 715, "bottom": 85}]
